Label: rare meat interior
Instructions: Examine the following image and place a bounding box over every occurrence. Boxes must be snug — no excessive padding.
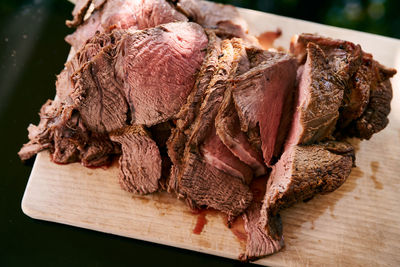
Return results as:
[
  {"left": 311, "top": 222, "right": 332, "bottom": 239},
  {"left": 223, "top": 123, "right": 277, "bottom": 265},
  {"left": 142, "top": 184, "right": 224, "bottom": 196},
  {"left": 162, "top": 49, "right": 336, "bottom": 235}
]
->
[{"left": 18, "top": 0, "right": 397, "bottom": 262}]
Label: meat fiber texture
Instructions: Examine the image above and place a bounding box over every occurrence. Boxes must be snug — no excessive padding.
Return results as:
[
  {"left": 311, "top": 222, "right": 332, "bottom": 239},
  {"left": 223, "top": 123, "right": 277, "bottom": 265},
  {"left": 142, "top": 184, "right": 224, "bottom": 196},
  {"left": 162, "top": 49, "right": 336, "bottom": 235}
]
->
[{"left": 19, "top": 0, "right": 397, "bottom": 263}]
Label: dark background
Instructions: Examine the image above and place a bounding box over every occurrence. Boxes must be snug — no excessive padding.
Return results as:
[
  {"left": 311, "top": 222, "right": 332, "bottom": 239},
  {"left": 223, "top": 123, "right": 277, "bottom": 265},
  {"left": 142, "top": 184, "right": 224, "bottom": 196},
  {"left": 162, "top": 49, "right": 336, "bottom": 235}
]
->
[{"left": 0, "top": 0, "right": 398, "bottom": 266}]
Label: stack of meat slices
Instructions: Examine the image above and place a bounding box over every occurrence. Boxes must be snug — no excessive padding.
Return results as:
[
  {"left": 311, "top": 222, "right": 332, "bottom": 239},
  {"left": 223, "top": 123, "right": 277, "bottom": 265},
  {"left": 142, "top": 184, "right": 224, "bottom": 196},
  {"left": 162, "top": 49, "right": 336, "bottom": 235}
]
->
[{"left": 18, "top": 0, "right": 396, "bottom": 261}]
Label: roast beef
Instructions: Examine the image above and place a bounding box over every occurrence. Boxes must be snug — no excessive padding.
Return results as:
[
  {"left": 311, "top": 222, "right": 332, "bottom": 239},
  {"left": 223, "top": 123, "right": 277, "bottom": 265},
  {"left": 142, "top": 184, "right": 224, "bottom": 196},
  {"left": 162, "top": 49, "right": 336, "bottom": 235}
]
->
[
  {"left": 66, "top": 0, "right": 106, "bottom": 28},
  {"left": 239, "top": 178, "right": 283, "bottom": 262},
  {"left": 232, "top": 51, "right": 297, "bottom": 165},
  {"left": 179, "top": 151, "right": 252, "bottom": 218},
  {"left": 260, "top": 141, "right": 354, "bottom": 238},
  {"left": 201, "top": 124, "right": 253, "bottom": 184},
  {"left": 168, "top": 39, "right": 253, "bottom": 218},
  {"left": 114, "top": 22, "right": 208, "bottom": 126},
  {"left": 175, "top": 0, "right": 248, "bottom": 39},
  {"left": 215, "top": 40, "right": 267, "bottom": 176},
  {"left": 66, "top": 0, "right": 188, "bottom": 51},
  {"left": 342, "top": 53, "right": 396, "bottom": 139},
  {"left": 71, "top": 45, "right": 129, "bottom": 134},
  {"left": 175, "top": 30, "right": 221, "bottom": 130},
  {"left": 290, "top": 33, "right": 396, "bottom": 139},
  {"left": 285, "top": 42, "right": 344, "bottom": 147},
  {"left": 110, "top": 125, "right": 162, "bottom": 194}
]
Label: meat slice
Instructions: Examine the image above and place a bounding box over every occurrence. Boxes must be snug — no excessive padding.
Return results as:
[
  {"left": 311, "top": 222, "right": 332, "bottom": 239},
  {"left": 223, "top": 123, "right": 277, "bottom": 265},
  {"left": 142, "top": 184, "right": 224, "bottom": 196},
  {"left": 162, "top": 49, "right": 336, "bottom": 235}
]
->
[
  {"left": 66, "top": 0, "right": 92, "bottom": 28},
  {"left": 175, "top": 30, "right": 221, "bottom": 130},
  {"left": 290, "top": 33, "right": 362, "bottom": 81},
  {"left": 216, "top": 40, "right": 267, "bottom": 176},
  {"left": 201, "top": 125, "right": 253, "bottom": 184},
  {"left": 232, "top": 52, "right": 297, "bottom": 165},
  {"left": 343, "top": 54, "right": 396, "bottom": 139},
  {"left": 285, "top": 42, "right": 344, "bottom": 147},
  {"left": 168, "top": 39, "right": 253, "bottom": 218},
  {"left": 179, "top": 152, "right": 252, "bottom": 218},
  {"left": 239, "top": 178, "right": 283, "bottom": 261},
  {"left": 114, "top": 22, "right": 208, "bottom": 126},
  {"left": 260, "top": 141, "right": 354, "bottom": 238},
  {"left": 71, "top": 46, "right": 129, "bottom": 134},
  {"left": 175, "top": 0, "right": 248, "bottom": 38},
  {"left": 66, "top": 0, "right": 188, "bottom": 51},
  {"left": 110, "top": 125, "right": 162, "bottom": 194},
  {"left": 18, "top": 99, "right": 118, "bottom": 167}
]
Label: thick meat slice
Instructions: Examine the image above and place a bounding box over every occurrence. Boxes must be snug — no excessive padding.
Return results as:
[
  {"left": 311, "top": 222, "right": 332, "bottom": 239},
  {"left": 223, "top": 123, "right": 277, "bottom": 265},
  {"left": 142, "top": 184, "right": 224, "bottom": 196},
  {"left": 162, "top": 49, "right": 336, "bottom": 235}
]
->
[
  {"left": 110, "top": 125, "right": 162, "bottom": 194},
  {"left": 232, "top": 52, "right": 297, "bottom": 165},
  {"left": 175, "top": 0, "right": 248, "bottom": 38},
  {"left": 343, "top": 54, "right": 396, "bottom": 139},
  {"left": 71, "top": 46, "right": 129, "bottom": 134},
  {"left": 285, "top": 42, "right": 344, "bottom": 147},
  {"left": 179, "top": 152, "right": 252, "bottom": 218},
  {"left": 115, "top": 22, "right": 208, "bottom": 126},
  {"left": 66, "top": 0, "right": 188, "bottom": 51},
  {"left": 290, "top": 33, "right": 362, "bottom": 80},
  {"left": 260, "top": 141, "right": 354, "bottom": 238}
]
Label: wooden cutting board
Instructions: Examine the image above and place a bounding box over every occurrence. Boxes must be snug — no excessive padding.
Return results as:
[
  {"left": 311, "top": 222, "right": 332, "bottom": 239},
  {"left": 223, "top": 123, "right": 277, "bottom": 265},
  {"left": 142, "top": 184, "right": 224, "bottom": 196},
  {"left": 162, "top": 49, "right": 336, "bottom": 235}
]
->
[{"left": 21, "top": 5, "right": 400, "bottom": 266}]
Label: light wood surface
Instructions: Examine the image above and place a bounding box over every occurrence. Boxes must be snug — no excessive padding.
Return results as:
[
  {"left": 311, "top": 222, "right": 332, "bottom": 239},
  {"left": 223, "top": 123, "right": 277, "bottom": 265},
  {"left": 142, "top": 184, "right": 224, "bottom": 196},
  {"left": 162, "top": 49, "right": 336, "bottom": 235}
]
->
[{"left": 21, "top": 6, "right": 400, "bottom": 267}]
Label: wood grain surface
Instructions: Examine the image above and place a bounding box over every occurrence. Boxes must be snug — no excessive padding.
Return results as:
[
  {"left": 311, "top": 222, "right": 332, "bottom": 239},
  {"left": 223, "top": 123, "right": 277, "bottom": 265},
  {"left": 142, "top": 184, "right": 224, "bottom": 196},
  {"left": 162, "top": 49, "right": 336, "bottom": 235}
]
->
[{"left": 21, "top": 6, "right": 400, "bottom": 267}]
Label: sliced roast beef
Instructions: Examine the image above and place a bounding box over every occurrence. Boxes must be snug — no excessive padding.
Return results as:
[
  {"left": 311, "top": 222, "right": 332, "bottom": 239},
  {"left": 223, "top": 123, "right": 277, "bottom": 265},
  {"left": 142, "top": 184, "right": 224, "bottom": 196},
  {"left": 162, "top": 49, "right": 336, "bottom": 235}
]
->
[
  {"left": 110, "top": 125, "right": 162, "bottom": 194},
  {"left": 175, "top": 30, "right": 221, "bottom": 130},
  {"left": 201, "top": 124, "right": 253, "bottom": 184},
  {"left": 239, "top": 178, "right": 283, "bottom": 262},
  {"left": 66, "top": 0, "right": 92, "bottom": 28},
  {"left": 168, "top": 39, "right": 253, "bottom": 218},
  {"left": 179, "top": 151, "right": 252, "bottom": 218},
  {"left": 342, "top": 54, "right": 396, "bottom": 139},
  {"left": 215, "top": 40, "right": 267, "bottom": 177},
  {"left": 285, "top": 42, "right": 344, "bottom": 147},
  {"left": 232, "top": 51, "right": 297, "bottom": 165},
  {"left": 66, "top": 0, "right": 188, "bottom": 51},
  {"left": 114, "top": 22, "right": 208, "bottom": 126},
  {"left": 18, "top": 99, "right": 118, "bottom": 167},
  {"left": 175, "top": 0, "right": 248, "bottom": 38},
  {"left": 260, "top": 141, "right": 354, "bottom": 238},
  {"left": 71, "top": 46, "right": 129, "bottom": 134},
  {"left": 290, "top": 33, "right": 362, "bottom": 81}
]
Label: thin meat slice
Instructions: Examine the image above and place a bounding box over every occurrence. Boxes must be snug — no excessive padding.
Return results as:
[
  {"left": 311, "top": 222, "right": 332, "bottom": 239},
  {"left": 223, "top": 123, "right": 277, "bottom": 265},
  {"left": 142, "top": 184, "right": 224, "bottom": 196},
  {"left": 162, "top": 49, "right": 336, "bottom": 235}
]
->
[
  {"left": 66, "top": 0, "right": 188, "bottom": 51},
  {"left": 115, "top": 22, "right": 208, "bottom": 126},
  {"left": 232, "top": 52, "right": 297, "bottom": 165},
  {"left": 66, "top": 0, "right": 92, "bottom": 28},
  {"left": 240, "top": 202, "right": 283, "bottom": 261},
  {"left": 175, "top": 30, "right": 221, "bottom": 130},
  {"left": 215, "top": 42, "right": 266, "bottom": 176},
  {"left": 201, "top": 125, "right": 253, "bottom": 184},
  {"left": 175, "top": 0, "right": 248, "bottom": 38},
  {"left": 260, "top": 141, "right": 354, "bottom": 238},
  {"left": 239, "top": 178, "right": 283, "bottom": 261},
  {"left": 216, "top": 95, "right": 266, "bottom": 177},
  {"left": 285, "top": 42, "right": 344, "bottom": 147},
  {"left": 110, "top": 125, "right": 162, "bottom": 195}
]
